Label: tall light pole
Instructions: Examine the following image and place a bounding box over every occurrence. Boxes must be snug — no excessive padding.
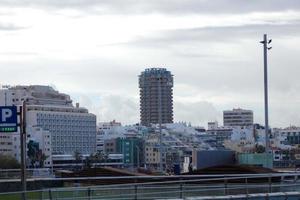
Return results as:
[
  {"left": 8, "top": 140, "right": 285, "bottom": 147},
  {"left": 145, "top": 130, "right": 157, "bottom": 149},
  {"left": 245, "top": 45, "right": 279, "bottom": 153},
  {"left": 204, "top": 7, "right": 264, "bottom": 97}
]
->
[
  {"left": 260, "top": 34, "right": 272, "bottom": 153},
  {"left": 20, "top": 101, "right": 27, "bottom": 200}
]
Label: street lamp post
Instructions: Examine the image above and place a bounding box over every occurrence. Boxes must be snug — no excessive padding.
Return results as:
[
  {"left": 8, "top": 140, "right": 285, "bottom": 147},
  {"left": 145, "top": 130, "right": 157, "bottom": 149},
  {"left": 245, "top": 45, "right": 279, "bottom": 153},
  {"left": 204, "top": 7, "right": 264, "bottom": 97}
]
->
[
  {"left": 260, "top": 34, "right": 272, "bottom": 153},
  {"left": 20, "top": 101, "right": 27, "bottom": 200}
]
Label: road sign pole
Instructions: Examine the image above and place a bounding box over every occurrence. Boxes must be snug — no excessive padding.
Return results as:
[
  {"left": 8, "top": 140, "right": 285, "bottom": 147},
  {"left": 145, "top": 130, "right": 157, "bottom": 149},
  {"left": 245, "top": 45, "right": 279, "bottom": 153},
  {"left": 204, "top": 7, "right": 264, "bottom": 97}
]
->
[{"left": 20, "top": 101, "right": 27, "bottom": 199}]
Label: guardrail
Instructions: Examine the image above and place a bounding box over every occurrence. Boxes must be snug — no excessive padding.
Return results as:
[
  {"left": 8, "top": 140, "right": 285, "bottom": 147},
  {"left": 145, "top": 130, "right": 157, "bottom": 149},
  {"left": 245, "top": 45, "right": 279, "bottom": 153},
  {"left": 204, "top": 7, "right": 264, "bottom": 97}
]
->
[
  {"left": 0, "top": 168, "right": 53, "bottom": 179},
  {"left": 0, "top": 173, "right": 299, "bottom": 200},
  {"left": 185, "top": 192, "right": 300, "bottom": 200}
]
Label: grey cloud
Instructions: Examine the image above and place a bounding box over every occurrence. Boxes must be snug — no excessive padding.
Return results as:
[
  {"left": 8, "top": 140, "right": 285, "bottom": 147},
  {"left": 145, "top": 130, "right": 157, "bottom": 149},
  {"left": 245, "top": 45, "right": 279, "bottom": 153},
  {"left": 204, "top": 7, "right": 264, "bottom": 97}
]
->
[
  {"left": 74, "top": 92, "right": 221, "bottom": 126},
  {"left": 121, "top": 22, "right": 300, "bottom": 93},
  {"left": 174, "top": 101, "right": 221, "bottom": 126},
  {"left": 269, "top": 102, "right": 300, "bottom": 128},
  {"left": 128, "top": 23, "right": 300, "bottom": 48},
  {"left": 96, "top": 94, "right": 139, "bottom": 124},
  {"left": 67, "top": 93, "right": 139, "bottom": 124},
  {"left": 0, "top": 23, "right": 25, "bottom": 31},
  {"left": 0, "top": 14, "right": 299, "bottom": 127},
  {"left": 0, "top": 0, "right": 300, "bottom": 14},
  {"left": 0, "top": 52, "right": 38, "bottom": 55},
  {"left": 0, "top": 54, "right": 299, "bottom": 127}
]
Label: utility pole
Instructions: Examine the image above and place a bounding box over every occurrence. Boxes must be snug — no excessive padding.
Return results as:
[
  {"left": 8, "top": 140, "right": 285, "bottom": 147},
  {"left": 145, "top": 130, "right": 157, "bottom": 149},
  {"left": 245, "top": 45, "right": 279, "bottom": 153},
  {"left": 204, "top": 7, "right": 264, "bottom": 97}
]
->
[
  {"left": 260, "top": 34, "right": 272, "bottom": 154},
  {"left": 20, "top": 101, "right": 27, "bottom": 199}
]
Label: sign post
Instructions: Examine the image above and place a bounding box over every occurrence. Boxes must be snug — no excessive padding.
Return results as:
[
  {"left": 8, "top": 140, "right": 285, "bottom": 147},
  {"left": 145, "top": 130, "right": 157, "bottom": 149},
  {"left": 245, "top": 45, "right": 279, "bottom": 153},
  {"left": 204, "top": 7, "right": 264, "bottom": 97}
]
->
[
  {"left": 0, "top": 106, "right": 17, "bottom": 132},
  {"left": 0, "top": 105, "right": 26, "bottom": 199},
  {"left": 20, "top": 102, "right": 27, "bottom": 199}
]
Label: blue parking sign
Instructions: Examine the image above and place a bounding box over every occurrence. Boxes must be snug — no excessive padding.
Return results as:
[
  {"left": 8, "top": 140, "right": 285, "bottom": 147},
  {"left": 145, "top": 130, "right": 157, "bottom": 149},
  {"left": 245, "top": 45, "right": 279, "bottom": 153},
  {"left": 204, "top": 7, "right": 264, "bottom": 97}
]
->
[{"left": 0, "top": 106, "right": 18, "bottom": 132}]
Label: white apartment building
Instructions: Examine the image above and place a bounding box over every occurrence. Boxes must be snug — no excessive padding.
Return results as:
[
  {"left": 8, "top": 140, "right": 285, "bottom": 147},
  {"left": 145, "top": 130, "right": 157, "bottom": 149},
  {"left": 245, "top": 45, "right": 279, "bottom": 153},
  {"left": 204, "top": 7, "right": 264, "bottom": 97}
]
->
[
  {"left": 223, "top": 108, "right": 253, "bottom": 127},
  {"left": 273, "top": 126, "right": 300, "bottom": 147},
  {"left": 144, "top": 139, "right": 166, "bottom": 171},
  {"left": 206, "top": 123, "right": 233, "bottom": 148},
  {"left": 0, "top": 85, "right": 96, "bottom": 162},
  {"left": 207, "top": 121, "right": 218, "bottom": 130},
  {"left": 11, "top": 127, "right": 52, "bottom": 167},
  {"left": 270, "top": 129, "right": 291, "bottom": 150},
  {"left": 26, "top": 105, "right": 96, "bottom": 155},
  {"left": 97, "top": 120, "right": 124, "bottom": 151}
]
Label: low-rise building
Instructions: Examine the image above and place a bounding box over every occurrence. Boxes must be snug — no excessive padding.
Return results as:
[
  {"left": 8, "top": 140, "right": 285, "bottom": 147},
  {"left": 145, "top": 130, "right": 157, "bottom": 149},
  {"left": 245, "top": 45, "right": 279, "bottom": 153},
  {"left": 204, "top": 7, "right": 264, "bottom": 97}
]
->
[
  {"left": 223, "top": 108, "right": 253, "bottom": 127},
  {"left": 206, "top": 125, "right": 233, "bottom": 149},
  {"left": 144, "top": 137, "right": 166, "bottom": 171}
]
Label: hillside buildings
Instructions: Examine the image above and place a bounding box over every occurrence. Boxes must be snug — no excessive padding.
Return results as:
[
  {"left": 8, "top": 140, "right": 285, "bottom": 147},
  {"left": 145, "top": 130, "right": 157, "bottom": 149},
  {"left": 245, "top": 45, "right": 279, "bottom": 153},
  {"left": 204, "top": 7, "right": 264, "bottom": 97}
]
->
[
  {"left": 1, "top": 84, "right": 299, "bottom": 171},
  {"left": 139, "top": 68, "right": 174, "bottom": 126}
]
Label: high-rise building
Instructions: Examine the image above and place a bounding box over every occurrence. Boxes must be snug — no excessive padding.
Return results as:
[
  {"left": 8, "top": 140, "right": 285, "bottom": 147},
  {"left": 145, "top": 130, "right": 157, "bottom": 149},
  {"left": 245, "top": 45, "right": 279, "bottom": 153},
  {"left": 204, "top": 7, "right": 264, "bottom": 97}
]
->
[
  {"left": 0, "top": 85, "right": 96, "bottom": 163},
  {"left": 223, "top": 108, "right": 253, "bottom": 127},
  {"left": 139, "top": 68, "right": 174, "bottom": 126}
]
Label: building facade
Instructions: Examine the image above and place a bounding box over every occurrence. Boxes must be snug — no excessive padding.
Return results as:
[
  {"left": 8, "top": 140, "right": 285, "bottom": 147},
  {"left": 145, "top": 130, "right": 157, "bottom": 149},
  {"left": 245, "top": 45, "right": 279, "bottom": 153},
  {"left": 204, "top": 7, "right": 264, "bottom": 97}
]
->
[
  {"left": 26, "top": 105, "right": 96, "bottom": 155},
  {"left": 0, "top": 85, "right": 96, "bottom": 164},
  {"left": 26, "top": 127, "right": 52, "bottom": 167},
  {"left": 223, "top": 108, "right": 253, "bottom": 127},
  {"left": 97, "top": 120, "right": 123, "bottom": 151},
  {"left": 206, "top": 127, "right": 233, "bottom": 149},
  {"left": 116, "top": 138, "right": 143, "bottom": 167},
  {"left": 274, "top": 126, "right": 300, "bottom": 146},
  {"left": 0, "top": 133, "right": 14, "bottom": 157},
  {"left": 139, "top": 68, "right": 174, "bottom": 126}
]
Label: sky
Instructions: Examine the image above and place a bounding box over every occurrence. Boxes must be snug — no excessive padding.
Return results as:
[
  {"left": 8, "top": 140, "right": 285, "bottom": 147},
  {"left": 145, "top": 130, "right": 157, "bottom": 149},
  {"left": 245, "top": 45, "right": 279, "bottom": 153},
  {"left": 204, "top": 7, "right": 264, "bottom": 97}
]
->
[{"left": 0, "top": 0, "right": 300, "bottom": 128}]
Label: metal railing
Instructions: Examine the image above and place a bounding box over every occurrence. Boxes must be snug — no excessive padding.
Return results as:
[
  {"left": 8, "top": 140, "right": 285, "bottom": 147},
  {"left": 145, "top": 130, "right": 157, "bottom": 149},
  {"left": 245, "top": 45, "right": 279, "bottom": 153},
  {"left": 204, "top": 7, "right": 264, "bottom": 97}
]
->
[
  {"left": 0, "top": 168, "right": 53, "bottom": 179},
  {"left": 0, "top": 173, "right": 300, "bottom": 200},
  {"left": 187, "top": 192, "right": 300, "bottom": 200}
]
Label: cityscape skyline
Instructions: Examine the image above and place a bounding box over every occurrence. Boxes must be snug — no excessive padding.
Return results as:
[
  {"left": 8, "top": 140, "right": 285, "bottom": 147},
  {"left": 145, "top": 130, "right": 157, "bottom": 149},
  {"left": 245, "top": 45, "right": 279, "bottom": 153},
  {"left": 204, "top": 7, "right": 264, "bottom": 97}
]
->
[
  {"left": 1, "top": 1, "right": 300, "bottom": 198},
  {"left": 0, "top": 82, "right": 298, "bottom": 129},
  {"left": 0, "top": 1, "right": 300, "bottom": 127}
]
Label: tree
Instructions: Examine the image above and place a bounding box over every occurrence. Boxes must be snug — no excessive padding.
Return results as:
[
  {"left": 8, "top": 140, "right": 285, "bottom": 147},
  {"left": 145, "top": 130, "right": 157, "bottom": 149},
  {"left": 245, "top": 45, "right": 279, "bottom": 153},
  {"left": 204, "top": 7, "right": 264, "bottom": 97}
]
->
[
  {"left": 0, "top": 154, "right": 20, "bottom": 169},
  {"left": 255, "top": 144, "right": 265, "bottom": 153},
  {"left": 84, "top": 156, "right": 92, "bottom": 169},
  {"left": 37, "top": 151, "right": 48, "bottom": 168},
  {"left": 27, "top": 140, "right": 47, "bottom": 168},
  {"left": 94, "top": 150, "right": 108, "bottom": 163}
]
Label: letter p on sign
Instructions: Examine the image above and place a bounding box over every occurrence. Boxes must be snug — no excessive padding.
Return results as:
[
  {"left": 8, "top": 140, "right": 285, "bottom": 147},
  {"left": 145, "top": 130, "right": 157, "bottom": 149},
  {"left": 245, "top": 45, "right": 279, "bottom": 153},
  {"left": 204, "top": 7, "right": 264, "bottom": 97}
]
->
[{"left": 2, "top": 109, "right": 12, "bottom": 122}]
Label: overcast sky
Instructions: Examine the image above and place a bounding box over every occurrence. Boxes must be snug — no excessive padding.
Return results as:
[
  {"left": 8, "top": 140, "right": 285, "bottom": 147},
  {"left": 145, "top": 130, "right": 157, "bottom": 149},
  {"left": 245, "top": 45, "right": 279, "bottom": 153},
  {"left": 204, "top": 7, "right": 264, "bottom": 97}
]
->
[{"left": 0, "top": 0, "right": 300, "bottom": 128}]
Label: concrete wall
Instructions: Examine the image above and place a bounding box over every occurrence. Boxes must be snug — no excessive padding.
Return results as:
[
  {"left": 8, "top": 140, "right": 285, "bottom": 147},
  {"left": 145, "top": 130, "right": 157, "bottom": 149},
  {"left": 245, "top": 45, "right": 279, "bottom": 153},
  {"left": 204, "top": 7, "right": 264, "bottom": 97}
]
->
[
  {"left": 192, "top": 150, "right": 235, "bottom": 169},
  {"left": 238, "top": 153, "right": 273, "bottom": 169}
]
